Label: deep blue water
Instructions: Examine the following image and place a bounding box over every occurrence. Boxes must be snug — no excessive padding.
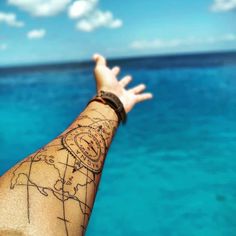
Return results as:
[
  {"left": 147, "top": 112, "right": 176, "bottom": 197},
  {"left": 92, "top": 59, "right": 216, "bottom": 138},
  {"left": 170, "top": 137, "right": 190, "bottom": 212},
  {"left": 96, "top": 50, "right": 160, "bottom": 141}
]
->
[{"left": 0, "top": 52, "right": 236, "bottom": 236}]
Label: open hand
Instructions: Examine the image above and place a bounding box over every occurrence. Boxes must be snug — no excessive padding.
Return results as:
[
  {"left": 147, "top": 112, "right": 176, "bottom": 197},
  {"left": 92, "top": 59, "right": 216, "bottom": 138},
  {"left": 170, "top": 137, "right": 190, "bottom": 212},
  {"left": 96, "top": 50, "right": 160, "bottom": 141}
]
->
[{"left": 93, "top": 54, "right": 153, "bottom": 113}]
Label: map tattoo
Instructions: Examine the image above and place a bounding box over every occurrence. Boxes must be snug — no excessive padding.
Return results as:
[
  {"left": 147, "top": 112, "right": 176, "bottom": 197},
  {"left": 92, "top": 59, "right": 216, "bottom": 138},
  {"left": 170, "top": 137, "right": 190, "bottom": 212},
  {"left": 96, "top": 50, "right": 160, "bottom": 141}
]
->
[{"left": 10, "top": 104, "right": 118, "bottom": 236}]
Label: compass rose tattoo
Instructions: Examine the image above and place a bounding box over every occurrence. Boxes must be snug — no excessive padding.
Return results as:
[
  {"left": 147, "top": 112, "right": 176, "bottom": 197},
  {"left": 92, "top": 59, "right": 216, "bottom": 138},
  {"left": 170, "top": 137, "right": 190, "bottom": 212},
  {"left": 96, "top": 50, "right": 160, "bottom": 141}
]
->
[{"left": 63, "top": 126, "right": 106, "bottom": 173}]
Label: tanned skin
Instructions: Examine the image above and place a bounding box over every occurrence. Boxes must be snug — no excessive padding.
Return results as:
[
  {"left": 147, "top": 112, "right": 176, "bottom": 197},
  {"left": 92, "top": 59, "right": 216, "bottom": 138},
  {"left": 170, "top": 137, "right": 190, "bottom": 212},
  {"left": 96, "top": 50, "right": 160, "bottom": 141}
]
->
[{"left": 0, "top": 54, "right": 153, "bottom": 236}]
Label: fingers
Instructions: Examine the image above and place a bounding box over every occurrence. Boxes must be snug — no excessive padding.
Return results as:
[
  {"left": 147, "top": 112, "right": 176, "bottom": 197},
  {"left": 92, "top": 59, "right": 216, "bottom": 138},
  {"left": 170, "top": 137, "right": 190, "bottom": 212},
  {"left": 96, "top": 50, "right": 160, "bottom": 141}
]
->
[
  {"left": 93, "top": 53, "right": 106, "bottom": 66},
  {"left": 129, "top": 84, "right": 146, "bottom": 94},
  {"left": 111, "top": 66, "right": 120, "bottom": 76},
  {"left": 129, "top": 83, "right": 153, "bottom": 103},
  {"left": 93, "top": 54, "right": 120, "bottom": 76},
  {"left": 135, "top": 93, "right": 153, "bottom": 103},
  {"left": 119, "top": 75, "right": 132, "bottom": 87}
]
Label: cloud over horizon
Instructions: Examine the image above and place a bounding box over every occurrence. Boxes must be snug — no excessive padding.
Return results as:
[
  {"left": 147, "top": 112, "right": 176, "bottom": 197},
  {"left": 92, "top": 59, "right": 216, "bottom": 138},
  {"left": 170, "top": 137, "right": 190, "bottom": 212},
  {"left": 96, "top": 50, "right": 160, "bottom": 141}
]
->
[
  {"left": 0, "top": 12, "right": 24, "bottom": 27},
  {"left": 131, "top": 34, "right": 236, "bottom": 50}
]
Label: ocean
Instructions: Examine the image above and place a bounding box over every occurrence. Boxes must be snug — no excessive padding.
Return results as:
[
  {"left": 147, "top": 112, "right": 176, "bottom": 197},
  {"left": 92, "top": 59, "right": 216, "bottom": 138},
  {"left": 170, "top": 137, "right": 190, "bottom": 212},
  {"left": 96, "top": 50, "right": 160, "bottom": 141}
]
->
[{"left": 0, "top": 51, "right": 236, "bottom": 236}]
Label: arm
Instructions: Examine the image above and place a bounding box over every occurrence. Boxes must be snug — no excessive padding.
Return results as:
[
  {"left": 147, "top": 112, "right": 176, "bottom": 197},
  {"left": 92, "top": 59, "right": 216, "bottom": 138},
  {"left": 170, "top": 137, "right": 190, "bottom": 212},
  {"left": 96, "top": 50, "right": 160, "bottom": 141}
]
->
[{"left": 0, "top": 54, "right": 152, "bottom": 236}]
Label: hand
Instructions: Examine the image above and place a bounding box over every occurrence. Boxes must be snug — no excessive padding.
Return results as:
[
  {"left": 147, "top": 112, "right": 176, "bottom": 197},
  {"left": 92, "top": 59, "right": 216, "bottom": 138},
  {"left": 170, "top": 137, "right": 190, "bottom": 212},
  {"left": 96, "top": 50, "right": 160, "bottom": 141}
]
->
[{"left": 93, "top": 54, "right": 153, "bottom": 113}]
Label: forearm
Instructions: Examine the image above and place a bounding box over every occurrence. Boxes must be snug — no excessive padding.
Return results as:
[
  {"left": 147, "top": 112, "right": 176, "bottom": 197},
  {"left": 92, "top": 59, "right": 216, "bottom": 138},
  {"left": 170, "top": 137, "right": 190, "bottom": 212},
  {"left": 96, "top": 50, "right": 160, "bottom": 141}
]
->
[
  {"left": 0, "top": 101, "right": 118, "bottom": 236},
  {"left": 0, "top": 53, "right": 152, "bottom": 236}
]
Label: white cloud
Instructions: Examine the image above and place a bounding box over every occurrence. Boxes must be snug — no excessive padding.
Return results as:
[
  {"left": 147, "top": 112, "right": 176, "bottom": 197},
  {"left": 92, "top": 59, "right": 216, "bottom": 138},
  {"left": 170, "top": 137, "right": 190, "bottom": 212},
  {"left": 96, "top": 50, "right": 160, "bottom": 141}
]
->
[
  {"left": 76, "top": 10, "right": 122, "bottom": 32},
  {"left": 8, "top": 0, "right": 71, "bottom": 17},
  {"left": 68, "top": 0, "right": 97, "bottom": 18},
  {"left": 130, "top": 34, "right": 236, "bottom": 50},
  {"left": 0, "top": 12, "right": 24, "bottom": 27},
  {"left": 0, "top": 44, "right": 8, "bottom": 51},
  {"left": 27, "top": 29, "right": 46, "bottom": 39},
  {"left": 68, "top": 0, "right": 123, "bottom": 32},
  {"left": 131, "top": 39, "right": 185, "bottom": 50},
  {"left": 211, "top": 0, "right": 236, "bottom": 12}
]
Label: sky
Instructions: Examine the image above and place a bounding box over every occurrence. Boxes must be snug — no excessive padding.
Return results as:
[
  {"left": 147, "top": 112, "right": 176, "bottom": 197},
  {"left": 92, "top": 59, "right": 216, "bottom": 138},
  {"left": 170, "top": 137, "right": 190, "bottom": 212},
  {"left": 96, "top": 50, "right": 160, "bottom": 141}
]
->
[{"left": 0, "top": 0, "right": 236, "bottom": 66}]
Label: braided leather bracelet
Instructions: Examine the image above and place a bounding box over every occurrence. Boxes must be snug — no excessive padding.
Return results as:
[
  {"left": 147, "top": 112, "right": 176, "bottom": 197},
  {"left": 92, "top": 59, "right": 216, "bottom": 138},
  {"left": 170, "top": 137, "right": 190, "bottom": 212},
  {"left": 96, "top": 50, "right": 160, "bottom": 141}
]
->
[{"left": 87, "top": 90, "right": 127, "bottom": 124}]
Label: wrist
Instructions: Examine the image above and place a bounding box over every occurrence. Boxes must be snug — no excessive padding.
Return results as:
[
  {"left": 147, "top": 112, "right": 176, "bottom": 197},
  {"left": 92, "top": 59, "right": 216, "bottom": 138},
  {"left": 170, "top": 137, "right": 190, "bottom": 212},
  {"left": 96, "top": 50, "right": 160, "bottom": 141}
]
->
[
  {"left": 89, "top": 90, "right": 127, "bottom": 124},
  {"left": 97, "top": 88, "right": 128, "bottom": 112},
  {"left": 87, "top": 100, "right": 119, "bottom": 122}
]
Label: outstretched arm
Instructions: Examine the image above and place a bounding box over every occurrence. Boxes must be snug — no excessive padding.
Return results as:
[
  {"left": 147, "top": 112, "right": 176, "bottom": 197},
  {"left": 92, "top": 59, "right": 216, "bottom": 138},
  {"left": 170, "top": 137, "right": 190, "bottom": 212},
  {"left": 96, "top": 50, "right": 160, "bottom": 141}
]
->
[{"left": 0, "top": 54, "right": 152, "bottom": 236}]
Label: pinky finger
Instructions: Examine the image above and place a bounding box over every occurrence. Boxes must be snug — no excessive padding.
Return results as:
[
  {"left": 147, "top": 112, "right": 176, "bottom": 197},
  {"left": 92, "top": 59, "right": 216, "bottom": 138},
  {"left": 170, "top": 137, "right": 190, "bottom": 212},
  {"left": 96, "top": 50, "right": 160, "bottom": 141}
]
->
[{"left": 135, "top": 93, "right": 153, "bottom": 103}]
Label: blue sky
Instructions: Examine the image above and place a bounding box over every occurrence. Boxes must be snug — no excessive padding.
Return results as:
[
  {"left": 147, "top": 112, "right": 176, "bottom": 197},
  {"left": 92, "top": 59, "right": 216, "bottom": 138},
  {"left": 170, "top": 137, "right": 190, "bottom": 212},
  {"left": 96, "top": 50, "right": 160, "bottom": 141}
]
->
[{"left": 0, "top": 0, "right": 236, "bottom": 66}]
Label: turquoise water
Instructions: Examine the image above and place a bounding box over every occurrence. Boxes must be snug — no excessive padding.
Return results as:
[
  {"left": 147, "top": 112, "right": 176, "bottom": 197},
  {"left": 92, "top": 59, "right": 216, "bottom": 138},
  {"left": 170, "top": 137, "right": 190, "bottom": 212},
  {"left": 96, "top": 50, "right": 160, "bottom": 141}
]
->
[{"left": 0, "top": 53, "right": 236, "bottom": 235}]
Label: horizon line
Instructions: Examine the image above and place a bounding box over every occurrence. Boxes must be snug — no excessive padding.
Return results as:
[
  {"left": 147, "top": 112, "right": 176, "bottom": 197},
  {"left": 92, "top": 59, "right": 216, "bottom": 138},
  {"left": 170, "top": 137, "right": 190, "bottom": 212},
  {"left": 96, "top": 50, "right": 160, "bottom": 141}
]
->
[{"left": 0, "top": 49, "right": 236, "bottom": 70}]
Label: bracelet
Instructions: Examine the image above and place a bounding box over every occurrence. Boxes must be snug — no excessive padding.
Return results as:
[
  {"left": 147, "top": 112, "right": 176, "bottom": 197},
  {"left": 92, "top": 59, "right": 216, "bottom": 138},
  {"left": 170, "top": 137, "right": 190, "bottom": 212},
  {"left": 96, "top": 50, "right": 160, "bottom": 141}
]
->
[{"left": 88, "top": 90, "right": 127, "bottom": 124}]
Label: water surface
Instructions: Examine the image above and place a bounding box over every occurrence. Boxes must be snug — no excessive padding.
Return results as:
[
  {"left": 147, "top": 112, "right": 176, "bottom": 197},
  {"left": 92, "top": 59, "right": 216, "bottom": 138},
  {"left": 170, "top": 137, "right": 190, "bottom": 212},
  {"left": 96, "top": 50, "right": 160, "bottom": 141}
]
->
[{"left": 0, "top": 52, "right": 236, "bottom": 236}]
